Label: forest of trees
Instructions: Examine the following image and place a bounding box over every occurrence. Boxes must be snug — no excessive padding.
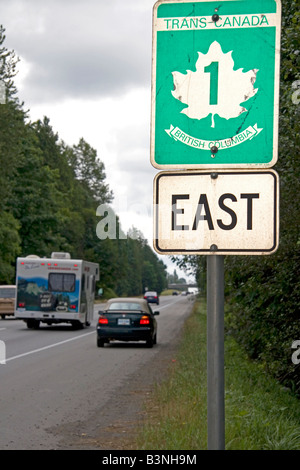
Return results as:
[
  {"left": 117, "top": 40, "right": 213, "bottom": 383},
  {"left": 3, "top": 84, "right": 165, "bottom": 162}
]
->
[
  {"left": 173, "top": 0, "right": 300, "bottom": 394},
  {"left": 0, "top": 25, "right": 167, "bottom": 297}
]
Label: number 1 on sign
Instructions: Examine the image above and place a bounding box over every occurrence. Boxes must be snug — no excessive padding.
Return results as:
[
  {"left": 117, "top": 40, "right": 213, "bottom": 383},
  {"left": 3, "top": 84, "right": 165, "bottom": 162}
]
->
[{"left": 204, "top": 61, "right": 219, "bottom": 105}]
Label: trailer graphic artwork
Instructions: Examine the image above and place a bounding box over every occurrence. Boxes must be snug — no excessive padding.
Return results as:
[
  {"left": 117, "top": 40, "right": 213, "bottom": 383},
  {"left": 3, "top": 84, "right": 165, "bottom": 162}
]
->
[
  {"left": 17, "top": 272, "right": 79, "bottom": 312},
  {"left": 15, "top": 253, "right": 99, "bottom": 328}
]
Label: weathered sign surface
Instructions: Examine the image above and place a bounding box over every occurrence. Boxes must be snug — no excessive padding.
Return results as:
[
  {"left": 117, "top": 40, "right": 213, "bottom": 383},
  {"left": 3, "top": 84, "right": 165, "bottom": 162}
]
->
[
  {"left": 154, "top": 170, "right": 279, "bottom": 255},
  {"left": 151, "top": 0, "right": 281, "bottom": 169}
]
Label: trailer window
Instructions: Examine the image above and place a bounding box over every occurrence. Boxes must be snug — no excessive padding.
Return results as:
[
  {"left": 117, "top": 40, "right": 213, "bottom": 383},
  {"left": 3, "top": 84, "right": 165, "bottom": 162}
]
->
[{"left": 48, "top": 273, "right": 76, "bottom": 292}]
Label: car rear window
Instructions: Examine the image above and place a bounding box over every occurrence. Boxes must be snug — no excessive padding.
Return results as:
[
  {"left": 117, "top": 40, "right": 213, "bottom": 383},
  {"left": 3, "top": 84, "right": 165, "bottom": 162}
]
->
[
  {"left": 0, "top": 287, "right": 16, "bottom": 298},
  {"left": 108, "top": 302, "right": 143, "bottom": 311}
]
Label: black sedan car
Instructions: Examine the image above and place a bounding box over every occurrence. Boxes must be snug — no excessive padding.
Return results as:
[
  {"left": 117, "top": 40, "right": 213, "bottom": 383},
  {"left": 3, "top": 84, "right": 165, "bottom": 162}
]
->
[{"left": 97, "top": 298, "right": 159, "bottom": 348}]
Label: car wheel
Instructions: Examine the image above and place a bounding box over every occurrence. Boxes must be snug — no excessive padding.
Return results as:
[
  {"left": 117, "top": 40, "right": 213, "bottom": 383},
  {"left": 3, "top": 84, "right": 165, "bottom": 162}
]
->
[
  {"left": 153, "top": 333, "right": 157, "bottom": 345},
  {"left": 146, "top": 336, "right": 154, "bottom": 348},
  {"left": 97, "top": 338, "right": 105, "bottom": 347}
]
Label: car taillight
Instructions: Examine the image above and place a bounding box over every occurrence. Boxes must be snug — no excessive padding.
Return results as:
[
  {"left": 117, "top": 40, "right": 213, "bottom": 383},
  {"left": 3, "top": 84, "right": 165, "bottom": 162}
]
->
[
  {"left": 18, "top": 302, "right": 25, "bottom": 308},
  {"left": 70, "top": 304, "right": 76, "bottom": 309},
  {"left": 140, "top": 315, "right": 150, "bottom": 325},
  {"left": 98, "top": 316, "right": 108, "bottom": 325}
]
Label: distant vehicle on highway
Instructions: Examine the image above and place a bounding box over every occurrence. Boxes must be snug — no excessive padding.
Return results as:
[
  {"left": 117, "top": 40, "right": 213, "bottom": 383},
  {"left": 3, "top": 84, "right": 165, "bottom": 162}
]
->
[
  {"left": 0, "top": 285, "right": 16, "bottom": 319},
  {"left": 144, "top": 291, "right": 159, "bottom": 305},
  {"left": 97, "top": 297, "right": 159, "bottom": 348}
]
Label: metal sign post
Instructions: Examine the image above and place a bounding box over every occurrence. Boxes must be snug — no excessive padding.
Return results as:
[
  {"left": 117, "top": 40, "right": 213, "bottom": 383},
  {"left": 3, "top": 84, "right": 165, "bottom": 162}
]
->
[{"left": 207, "top": 255, "right": 225, "bottom": 450}]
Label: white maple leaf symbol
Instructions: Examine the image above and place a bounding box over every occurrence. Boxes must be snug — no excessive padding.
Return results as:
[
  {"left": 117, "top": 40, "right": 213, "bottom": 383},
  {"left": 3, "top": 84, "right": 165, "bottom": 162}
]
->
[{"left": 171, "top": 41, "right": 258, "bottom": 128}]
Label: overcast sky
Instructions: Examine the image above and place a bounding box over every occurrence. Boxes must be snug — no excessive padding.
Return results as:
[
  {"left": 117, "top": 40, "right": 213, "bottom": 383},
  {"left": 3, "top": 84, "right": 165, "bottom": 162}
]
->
[{"left": 1, "top": 0, "right": 194, "bottom": 281}]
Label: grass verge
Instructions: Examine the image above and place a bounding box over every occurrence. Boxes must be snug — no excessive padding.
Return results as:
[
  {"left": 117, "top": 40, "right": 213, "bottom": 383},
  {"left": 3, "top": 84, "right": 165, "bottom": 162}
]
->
[{"left": 137, "top": 297, "right": 300, "bottom": 450}]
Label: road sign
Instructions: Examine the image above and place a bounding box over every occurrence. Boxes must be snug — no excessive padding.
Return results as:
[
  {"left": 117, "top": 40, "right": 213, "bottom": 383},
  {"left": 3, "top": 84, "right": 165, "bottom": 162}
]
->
[
  {"left": 150, "top": 0, "right": 281, "bottom": 169},
  {"left": 153, "top": 170, "right": 279, "bottom": 255}
]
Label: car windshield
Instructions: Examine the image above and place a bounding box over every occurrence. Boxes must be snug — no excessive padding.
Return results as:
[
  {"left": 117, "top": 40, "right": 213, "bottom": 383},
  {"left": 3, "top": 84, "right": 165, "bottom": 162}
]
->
[
  {"left": 108, "top": 302, "right": 143, "bottom": 311},
  {"left": 145, "top": 292, "right": 156, "bottom": 296}
]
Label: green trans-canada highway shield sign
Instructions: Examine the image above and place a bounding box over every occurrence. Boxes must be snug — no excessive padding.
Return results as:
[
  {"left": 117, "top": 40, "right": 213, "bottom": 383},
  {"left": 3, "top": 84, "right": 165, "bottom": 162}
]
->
[{"left": 150, "top": 0, "right": 281, "bottom": 169}]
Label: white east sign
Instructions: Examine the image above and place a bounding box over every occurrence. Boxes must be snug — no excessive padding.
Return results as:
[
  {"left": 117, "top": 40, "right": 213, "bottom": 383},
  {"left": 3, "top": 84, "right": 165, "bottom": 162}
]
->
[{"left": 154, "top": 170, "right": 279, "bottom": 255}]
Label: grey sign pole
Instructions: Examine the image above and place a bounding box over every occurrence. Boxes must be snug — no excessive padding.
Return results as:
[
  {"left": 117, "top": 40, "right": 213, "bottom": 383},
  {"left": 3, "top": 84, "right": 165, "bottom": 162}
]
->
[{"left": 207, "top": 255, "right": 225, "bottom": 450}]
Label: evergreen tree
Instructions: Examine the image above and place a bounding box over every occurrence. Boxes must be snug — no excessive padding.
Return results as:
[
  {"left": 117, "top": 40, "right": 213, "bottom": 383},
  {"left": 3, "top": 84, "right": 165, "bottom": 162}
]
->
[
  {"left": 0, "top": 23, "right": 168, "bottom": 300},
  {"left": 0, "top": 25, "right": 22, "bottom": 280},
  {"left": 68, "top": 138, "right": 113, "bottom": 204}
]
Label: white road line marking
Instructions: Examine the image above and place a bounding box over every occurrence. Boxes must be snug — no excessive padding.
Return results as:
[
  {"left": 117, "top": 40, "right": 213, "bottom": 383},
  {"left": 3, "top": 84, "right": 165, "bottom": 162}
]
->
[
  {"left": 158, "top": 297, "right": 183, "bottom": 310},
  {"left": 4, "top": 298, "right": 186, "bottom": 363},
  {"left": 6, "top": 331, "right": 95, "bottom": 363}
]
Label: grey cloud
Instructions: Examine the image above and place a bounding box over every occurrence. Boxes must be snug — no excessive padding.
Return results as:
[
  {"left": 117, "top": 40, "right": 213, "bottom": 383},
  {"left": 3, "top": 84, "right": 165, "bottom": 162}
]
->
[
  {"left": 2, "top": 0, "right": 153, "bottom": 103},
  {"left": 23, "top": 45, "right": 150, "bottom": 103}
]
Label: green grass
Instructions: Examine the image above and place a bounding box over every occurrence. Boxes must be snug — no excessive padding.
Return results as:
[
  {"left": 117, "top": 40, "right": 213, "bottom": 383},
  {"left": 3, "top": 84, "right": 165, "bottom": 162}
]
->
[
  {"left": 159, "top": 289, "right": 175, "bottom": 296},
  {"left": 137, "top": 298, "right": 300, "bottom": 450}
]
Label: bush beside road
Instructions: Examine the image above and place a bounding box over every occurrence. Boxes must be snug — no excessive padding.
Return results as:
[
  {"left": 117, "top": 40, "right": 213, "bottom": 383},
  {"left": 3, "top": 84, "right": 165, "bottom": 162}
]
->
[{"left": 137, "top": 298, "right": 300, "bottom": 450}]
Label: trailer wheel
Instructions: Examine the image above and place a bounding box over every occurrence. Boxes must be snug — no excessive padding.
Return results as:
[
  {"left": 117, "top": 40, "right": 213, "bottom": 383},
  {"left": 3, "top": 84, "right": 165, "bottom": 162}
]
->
[
  {"left": 27, "top": 319, "right": 40, "bottom": 329},
  {"left": 71, "top": 320, "right": 84, "bottom": 330}
]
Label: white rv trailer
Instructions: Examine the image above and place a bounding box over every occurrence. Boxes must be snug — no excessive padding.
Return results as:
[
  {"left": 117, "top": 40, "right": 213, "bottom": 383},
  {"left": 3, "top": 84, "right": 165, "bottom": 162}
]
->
[{"left": 15, "top": 253, "right": 99, "bottom": 329}]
